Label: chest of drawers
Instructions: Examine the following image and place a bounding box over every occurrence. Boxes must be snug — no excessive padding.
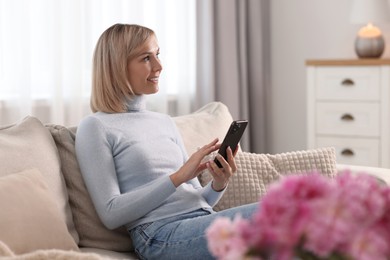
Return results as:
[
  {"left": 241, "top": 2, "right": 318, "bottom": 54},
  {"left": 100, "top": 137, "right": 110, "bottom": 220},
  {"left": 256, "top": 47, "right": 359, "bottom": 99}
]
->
[{"left": 306, "top": 59, "right": 390, "bottom": 167}]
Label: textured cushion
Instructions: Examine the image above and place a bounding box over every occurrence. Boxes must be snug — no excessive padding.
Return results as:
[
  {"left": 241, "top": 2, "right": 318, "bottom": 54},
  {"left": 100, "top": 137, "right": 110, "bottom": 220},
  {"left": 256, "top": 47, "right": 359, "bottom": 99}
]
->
[
  {"left": 199, "top": 147, "right": 337, "bottom": 211},
  {"left": 47, "top": 125, "right": 133, "bottom": 252},
  {"left": 0, "top": 169, "right": 78, "bottom": 254},
  {"left": 0, "top": 116, "right": 78, "bottom": 244},
  {"left": 173, "top": 102, "right": 234, "bottom": 155}
]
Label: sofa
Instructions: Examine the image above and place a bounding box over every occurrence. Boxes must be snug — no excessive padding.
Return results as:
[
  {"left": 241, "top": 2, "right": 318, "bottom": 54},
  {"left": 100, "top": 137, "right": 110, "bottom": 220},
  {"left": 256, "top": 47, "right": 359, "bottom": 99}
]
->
[{"left": 0, "top": 101, "right": 389, "bottom": 260}]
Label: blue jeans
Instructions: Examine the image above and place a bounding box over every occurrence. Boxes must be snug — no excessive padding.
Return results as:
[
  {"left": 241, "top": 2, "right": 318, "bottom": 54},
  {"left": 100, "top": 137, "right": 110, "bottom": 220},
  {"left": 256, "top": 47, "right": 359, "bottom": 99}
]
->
[{"left": 129, "top": 203, "right": 258, "bottom": 260}]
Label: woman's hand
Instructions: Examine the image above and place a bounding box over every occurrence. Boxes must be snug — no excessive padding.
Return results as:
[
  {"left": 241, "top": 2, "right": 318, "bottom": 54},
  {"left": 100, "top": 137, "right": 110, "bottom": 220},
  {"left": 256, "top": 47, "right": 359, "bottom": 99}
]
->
[
  {"left": 207, "top": 146, "right": 239, "bottom": 191},
  {"left": 170, "top": 138, "right": 220, "bottom": 187}
]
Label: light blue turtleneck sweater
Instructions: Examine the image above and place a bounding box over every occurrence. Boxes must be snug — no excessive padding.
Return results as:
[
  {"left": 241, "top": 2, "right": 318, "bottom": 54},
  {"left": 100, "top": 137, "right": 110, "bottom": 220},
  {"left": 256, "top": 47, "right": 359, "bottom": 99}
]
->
[{"left": 75, "top": 95, "right": 223, "bottom": 230}]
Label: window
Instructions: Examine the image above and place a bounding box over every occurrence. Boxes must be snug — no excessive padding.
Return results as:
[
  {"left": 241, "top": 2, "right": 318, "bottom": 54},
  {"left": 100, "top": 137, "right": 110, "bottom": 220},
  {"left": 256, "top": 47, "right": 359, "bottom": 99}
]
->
[{"left": 0, "top": 0, "right": 196, "bottom": 125}]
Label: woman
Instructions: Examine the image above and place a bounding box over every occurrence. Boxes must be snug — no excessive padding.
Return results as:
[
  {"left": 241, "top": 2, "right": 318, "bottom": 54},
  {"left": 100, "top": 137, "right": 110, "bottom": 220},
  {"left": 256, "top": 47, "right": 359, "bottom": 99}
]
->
[{"left": 75, "top": 23, "right": 257, "bottom": 259}]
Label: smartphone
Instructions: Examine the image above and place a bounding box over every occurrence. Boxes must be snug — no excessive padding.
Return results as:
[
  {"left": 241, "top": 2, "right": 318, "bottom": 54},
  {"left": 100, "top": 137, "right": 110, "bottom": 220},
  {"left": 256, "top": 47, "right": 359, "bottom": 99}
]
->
[{"left": 214, "top": 120, "right": 248, "bottom": 168}]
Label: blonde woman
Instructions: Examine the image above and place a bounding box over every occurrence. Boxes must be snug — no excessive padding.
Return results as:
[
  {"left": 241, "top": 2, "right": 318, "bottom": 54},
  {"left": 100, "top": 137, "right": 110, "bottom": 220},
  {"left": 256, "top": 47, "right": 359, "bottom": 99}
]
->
[{"left": 75, "top": 23, "right": 256, "bottom": 259}]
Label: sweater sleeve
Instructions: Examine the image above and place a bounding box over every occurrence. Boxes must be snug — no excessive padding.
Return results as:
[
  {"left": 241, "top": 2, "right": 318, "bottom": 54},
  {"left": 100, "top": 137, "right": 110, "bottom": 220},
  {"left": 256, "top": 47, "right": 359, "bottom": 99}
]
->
[{"left": 75, "top": 116, "right": 176, "bottom": 230}]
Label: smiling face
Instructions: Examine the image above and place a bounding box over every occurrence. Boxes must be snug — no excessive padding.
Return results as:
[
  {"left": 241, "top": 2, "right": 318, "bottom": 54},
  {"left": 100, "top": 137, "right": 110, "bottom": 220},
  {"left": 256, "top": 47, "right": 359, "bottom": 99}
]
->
[{"left": 127, "top": 35, "right": 162, "bottom": 95}]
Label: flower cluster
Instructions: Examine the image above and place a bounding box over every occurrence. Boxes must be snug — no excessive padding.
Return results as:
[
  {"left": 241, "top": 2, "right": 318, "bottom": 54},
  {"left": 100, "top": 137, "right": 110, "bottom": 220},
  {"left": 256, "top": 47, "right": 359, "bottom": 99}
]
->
[{"left": 206, "top": 171, "right": 390, "bottom": 260}]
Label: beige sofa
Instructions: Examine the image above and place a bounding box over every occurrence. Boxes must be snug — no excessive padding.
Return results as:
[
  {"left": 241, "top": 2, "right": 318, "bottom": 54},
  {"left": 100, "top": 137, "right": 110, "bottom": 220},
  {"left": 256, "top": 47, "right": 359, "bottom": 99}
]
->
[{"left": 0, "top": 102, "right": 389, "bottom": 260}]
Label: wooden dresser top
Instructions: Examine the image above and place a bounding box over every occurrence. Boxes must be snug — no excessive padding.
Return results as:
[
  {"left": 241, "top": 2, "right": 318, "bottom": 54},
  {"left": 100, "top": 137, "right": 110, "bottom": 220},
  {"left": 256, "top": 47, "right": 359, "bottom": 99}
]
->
[{"left": 306, "top": 59, "right": 390, "bottom": 66}]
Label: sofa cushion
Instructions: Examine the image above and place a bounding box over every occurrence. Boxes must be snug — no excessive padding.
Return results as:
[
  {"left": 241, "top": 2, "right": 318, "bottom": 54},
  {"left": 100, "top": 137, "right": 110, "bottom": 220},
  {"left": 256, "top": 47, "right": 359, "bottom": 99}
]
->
[
  {"left": 47, "top": 125, "right": 133, "bottom": 252},
  {"left": 0, "top": 116, "right": 78, "bottom": 244},
  {"left": 199, "top": 147, "right": 337, "bottom": 211},
  {"left": 0, "top": 239, "right": 119, "bottom": 259},
  {"left": 173, "top": 102, "right": 234, "bottom": 155},
  {"left": 0, "top": 168, "right": 78, "bottom": 254}
]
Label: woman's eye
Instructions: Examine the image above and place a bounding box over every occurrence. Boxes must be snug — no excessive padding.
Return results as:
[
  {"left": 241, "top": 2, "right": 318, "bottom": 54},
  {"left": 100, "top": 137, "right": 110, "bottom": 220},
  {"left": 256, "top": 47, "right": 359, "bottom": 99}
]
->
[
  {"left": 156, "top": 53, "right": 160, "bottom": 59},
  {"left": 143, "top": 56, "right": 150, "bottom": 62}
]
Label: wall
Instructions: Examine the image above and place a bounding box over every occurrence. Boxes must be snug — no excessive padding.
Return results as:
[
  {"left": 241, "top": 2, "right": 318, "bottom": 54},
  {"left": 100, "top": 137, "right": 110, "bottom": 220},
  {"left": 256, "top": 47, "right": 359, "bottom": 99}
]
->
[{"left": 268, "top": 0, "right": 390, "bottom": 154}]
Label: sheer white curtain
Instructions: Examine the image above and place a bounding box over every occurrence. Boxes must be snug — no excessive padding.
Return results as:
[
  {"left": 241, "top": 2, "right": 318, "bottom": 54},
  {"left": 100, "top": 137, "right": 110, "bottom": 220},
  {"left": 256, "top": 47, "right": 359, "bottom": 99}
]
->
[{"left": 0, "top": 0, "right": 196, "bottom": 126}]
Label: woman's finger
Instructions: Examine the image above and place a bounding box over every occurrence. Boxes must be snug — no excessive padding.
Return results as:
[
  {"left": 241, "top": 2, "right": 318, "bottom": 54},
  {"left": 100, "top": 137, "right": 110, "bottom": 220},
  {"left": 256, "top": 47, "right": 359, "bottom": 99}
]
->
[
  {"left": 207, "top": 160, "right": 223, "bottom": 178},
  {"left": 233, "top": 144, "right": 239, "bottom": 156},
  {"left": 227, "top": 147, "right": 237, "bottom": 173},
  {"left": 199, "top": 139, "right": 220, "bottom": 157},
  {"left": 207, "top": 161, "right": 230, "bottom": 191},
  {"left": 214, "top": 153, "right": 229, "bottom": 170}
]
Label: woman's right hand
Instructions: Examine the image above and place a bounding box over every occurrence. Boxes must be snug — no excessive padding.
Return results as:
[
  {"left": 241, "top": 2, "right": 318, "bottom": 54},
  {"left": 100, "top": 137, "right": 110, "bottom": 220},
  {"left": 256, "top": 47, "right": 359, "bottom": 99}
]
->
[{"left": 170, "top": 138, "right": 220, "bottom": 187}]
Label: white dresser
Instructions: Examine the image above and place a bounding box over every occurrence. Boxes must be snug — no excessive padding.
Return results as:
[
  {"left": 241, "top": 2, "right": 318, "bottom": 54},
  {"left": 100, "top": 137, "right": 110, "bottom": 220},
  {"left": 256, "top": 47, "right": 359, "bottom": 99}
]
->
[{"left": 306, "top": 59, "right": 390, "bottom": 168}]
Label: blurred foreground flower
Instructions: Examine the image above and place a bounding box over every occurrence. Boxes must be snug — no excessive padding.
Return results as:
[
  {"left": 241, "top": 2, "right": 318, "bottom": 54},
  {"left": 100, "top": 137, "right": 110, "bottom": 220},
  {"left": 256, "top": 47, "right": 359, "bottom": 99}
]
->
[{"left": 206, "top": 171, "right": 390, "bottom": 260}]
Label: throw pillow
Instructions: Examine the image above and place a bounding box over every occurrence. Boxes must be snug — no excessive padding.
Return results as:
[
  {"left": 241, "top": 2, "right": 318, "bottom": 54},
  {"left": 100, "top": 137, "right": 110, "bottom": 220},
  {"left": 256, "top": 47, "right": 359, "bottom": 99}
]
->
[
  {"left": 47, "top": 125, "right": 133, "bottom": 252},
  {"left": 0, "top": 240, "right": 14, "bottom": 256},
  {"left": 0, "top": 169, "right": 78, "bottom": 254},
  {"left": 0, "top": 116, "right": 78, "bottom": 244},
  {"left": 199, "top": 147, "right": 337, "bottom": 211},
  {"left": 173, "top": 102, "right": 233, "bottom": 155}
]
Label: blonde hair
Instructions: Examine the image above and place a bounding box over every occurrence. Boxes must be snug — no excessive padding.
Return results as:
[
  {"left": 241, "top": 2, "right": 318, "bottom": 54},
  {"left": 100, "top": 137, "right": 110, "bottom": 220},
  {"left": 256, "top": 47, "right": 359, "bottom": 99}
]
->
[{"left": 91, "top": 24, "right": 155, "bottom": 113}]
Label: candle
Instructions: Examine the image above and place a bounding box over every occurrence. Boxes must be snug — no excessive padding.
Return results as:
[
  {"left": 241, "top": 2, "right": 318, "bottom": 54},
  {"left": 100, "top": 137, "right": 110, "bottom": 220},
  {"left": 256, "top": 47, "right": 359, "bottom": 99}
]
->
[{"left": 357, "top": 23, "right": 383, "bottom": 38}]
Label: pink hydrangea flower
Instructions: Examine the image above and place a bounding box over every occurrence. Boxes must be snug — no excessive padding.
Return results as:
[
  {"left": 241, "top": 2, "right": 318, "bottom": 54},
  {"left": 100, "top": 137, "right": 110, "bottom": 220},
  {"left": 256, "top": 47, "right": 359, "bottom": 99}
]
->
[
  {"left": 348, "top": 225, "right": 389, "bottom": 260},
  {"left": 206, "top": 215, "right": 251, "bottom": 259},
  {"left": 252, "top": 174, "right": 333, "bottom": 251},
  {"left": 303, "top": 171, "right": 386, "bottom": 256},
  {"left": 206, "top": 170, "right": 390, "bottom": 260}
]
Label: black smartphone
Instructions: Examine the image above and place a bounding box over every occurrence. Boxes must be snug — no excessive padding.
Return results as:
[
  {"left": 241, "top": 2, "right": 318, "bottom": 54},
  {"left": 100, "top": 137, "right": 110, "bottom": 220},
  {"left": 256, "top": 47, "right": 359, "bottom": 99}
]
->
[{"left": 214, "top": 120, "right": 248, "bottom": 168}]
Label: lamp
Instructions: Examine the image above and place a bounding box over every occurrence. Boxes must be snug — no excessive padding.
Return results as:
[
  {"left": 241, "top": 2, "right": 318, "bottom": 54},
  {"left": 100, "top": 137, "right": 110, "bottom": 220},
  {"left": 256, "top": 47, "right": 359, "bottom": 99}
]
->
[{"left": 350, "top": 0, "right": 390, "bottom": 58}]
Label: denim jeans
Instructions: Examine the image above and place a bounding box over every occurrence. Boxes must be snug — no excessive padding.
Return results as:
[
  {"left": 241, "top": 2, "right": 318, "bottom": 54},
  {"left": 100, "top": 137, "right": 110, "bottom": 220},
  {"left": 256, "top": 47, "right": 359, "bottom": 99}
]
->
[{"left": 129, "top": 203, "right": 258, "bottom": 260}]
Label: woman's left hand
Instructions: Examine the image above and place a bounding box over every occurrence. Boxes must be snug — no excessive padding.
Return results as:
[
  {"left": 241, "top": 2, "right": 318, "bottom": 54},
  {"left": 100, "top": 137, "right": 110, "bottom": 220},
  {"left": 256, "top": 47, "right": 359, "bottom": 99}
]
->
[{"left": 207, "top": 146, "right": 238, "bottom": 191}]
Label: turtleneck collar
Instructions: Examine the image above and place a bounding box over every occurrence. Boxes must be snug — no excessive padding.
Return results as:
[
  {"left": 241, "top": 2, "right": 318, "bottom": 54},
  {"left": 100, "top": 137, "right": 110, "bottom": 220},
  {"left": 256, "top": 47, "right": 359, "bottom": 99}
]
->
[{"left": 126, "top": 95, "right": 147, "bottom": 112}]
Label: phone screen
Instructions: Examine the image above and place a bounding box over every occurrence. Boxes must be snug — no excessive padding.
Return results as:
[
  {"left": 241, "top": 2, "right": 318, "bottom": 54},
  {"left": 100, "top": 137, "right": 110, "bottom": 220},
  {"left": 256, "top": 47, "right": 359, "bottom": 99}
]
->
[{"left": 214, "top": 120, "right": 248, "bottom": 167}]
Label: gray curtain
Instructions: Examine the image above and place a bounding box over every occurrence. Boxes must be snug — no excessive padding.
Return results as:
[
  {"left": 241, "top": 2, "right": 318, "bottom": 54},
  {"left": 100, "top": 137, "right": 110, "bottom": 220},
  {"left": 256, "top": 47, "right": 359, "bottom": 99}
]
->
[{"left": 195, "top": 0, "right": 270, "bottom": 153}]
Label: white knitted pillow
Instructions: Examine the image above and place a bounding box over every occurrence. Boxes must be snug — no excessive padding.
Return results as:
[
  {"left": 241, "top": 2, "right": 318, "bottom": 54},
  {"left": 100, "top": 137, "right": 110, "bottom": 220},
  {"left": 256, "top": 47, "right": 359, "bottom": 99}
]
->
[{"left": 198, "top": 147, "right": 337, "bottom": 211}]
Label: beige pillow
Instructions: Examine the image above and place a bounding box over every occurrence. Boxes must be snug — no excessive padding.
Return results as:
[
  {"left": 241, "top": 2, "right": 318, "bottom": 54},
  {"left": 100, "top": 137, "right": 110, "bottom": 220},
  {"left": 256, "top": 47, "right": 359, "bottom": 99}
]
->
[
  {"left": 199, "top": 147, "right": 337, "bottom": 211},
  {"left": 47, "top": 125, "right": 133, "bottom": 252},
  {"left": 173, "top": 102, "right": 233, "bottom": 155},
  {"left": 0, "top": 116, "right": 78, "bottom": 244},
  {"left": 0, "top": 169, "right": 78, "bottom": 254}
]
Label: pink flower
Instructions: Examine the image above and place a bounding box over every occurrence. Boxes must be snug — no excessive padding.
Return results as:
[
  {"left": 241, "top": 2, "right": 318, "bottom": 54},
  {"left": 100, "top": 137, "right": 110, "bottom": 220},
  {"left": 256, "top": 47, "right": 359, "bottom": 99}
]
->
[
  {"left": 348, "top": 225, "right": 389, "bottom": 260},
  {"left": 336, "top": 171, "right": 386, "bottom": 225},
  {"left": 303, "top": 171, "right": 387, "bottom": 256},
  {"left": 206, "top": 170, "right": 390, "bottom": 259},
  {"left": 206, "top": 215, "right": 251, "bottom": 259},
  {"left": 379, "top": 188, "right": 390, "bottom": 241},
  {"left": 252, "top": 173, "right": 332, "bottom": 252}
]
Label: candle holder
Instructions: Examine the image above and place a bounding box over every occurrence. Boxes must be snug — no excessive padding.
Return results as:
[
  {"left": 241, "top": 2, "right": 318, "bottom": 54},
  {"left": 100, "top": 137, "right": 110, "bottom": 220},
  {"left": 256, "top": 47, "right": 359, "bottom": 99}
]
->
[
  {"left": 350, "top": 0, "right": 390, "bottom": 59},
  {"left": 354, "top": 23, "right": 385, "bottom": 58}
]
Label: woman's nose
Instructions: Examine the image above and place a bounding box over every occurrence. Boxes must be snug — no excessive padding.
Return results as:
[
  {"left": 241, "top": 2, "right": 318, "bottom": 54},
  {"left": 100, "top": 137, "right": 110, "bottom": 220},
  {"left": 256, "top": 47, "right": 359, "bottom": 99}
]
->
[{"left": 153, "top": 58, "right": 163, "bottom": 72}]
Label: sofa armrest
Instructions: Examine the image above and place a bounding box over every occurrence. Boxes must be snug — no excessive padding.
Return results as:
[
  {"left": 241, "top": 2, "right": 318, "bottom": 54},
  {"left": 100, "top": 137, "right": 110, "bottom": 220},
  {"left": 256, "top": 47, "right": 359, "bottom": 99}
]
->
[{"left": 337, "top": 164, "right": 390, "bottom": 184}]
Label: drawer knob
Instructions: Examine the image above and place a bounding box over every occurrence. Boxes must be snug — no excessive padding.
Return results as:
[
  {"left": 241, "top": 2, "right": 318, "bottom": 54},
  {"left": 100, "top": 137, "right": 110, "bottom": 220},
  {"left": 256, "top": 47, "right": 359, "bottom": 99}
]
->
[
  {"left": 341, "top": 78, "right": 355, "bottom": 86},
  {"left": 340, "top": 113, "right": 354, "bottom": 121},
  {"left": 341, "top": 148, "right": 354, "bottom": 156}
]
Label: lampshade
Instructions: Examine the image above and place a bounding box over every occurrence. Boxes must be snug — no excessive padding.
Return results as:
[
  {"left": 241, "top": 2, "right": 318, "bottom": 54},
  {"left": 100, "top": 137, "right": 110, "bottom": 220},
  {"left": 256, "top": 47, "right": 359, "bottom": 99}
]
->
[{"left": 350, "top": 0, "right": 390, "bottom": 24}]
